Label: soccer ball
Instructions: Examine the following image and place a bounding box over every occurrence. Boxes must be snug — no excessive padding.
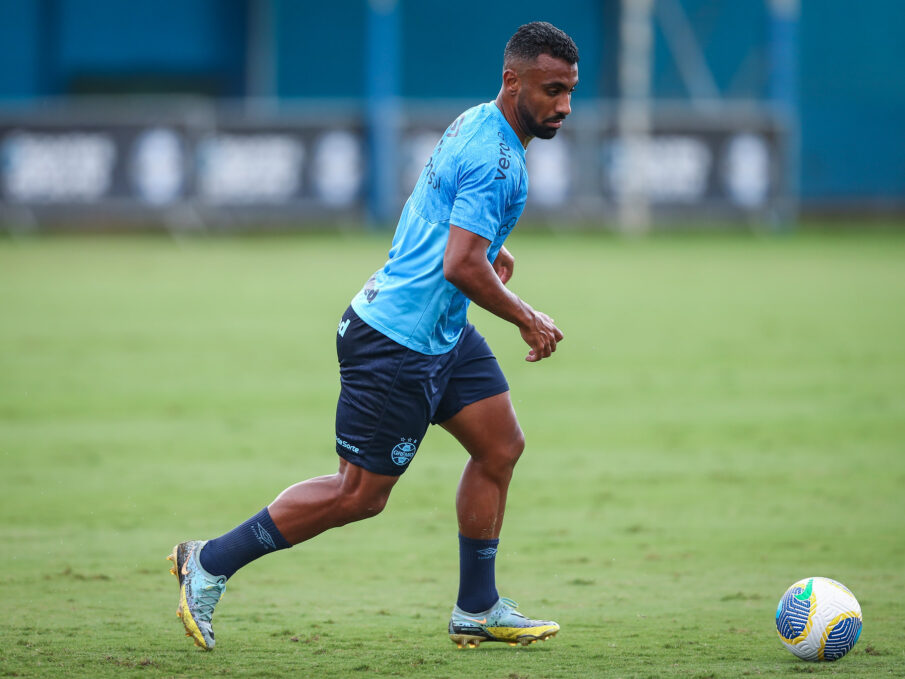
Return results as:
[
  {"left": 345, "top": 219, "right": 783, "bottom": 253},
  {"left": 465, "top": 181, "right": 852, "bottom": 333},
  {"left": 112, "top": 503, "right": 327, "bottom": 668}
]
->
[{"left": 775, "top": 577, "right": 862, "bottom": 661}]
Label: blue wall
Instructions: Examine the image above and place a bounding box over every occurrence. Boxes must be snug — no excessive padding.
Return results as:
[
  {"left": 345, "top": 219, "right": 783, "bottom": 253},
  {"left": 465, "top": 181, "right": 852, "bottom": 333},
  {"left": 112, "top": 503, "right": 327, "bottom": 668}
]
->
[
  {"left": 275, "top": 0, "right": 365, "bottom": 98},
  {"left": 271, "top": 0, "right": 606, "bottom": 100},
  {"left": 401, "top": 1, "right": 604, "bottom": 100},
  {"left": 0, "top": 0, "right": 43, "bottom": 97},
  {"left": 0, "top": 0, "right": 902, "bottom": 204},
  {"left": 799, "top": 0, "right": 905, "bottom": 200},
  {"left": 0, "top": 0, "right": 247, "bottom": 96},
  {"left": 653, "top": 1, "right": 770, "bottom": 99}
]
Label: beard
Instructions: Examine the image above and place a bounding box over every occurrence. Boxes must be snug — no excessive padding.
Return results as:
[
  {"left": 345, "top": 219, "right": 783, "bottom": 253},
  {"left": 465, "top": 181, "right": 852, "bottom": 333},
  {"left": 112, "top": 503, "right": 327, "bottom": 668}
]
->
[{"left": 517, "top": 98, "right": 565, "bottom": 140}]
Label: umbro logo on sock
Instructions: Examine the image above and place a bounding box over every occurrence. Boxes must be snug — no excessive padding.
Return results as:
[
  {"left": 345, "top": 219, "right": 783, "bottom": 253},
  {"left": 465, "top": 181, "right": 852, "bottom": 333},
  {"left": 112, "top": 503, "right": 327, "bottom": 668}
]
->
[{"left": 253, "top": 522, "right": 277, "bottom": 550}]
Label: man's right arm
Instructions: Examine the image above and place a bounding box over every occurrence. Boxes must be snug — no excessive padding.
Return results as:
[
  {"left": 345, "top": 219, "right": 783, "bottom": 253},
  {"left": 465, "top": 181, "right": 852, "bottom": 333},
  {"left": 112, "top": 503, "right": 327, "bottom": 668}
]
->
[{"left": 443, "top": 225, "right": 562, "bottom": 362}]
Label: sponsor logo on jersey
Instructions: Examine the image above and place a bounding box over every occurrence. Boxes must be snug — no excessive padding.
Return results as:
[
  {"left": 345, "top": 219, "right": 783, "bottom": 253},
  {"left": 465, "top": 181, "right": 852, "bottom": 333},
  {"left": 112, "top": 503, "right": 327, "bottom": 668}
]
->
[{"left": 361, "top": 275, "right": 380, "bottom": 303}]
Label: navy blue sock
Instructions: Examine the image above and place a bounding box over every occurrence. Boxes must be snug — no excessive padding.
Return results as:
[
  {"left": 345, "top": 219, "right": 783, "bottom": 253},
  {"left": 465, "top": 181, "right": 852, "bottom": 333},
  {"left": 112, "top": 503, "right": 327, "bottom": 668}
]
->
[
  {"left": 199, "top": 507, "right": 291, "bottom": 579},
  {"left": 456, "top": 534, "right": 500, "bottom": 613}
]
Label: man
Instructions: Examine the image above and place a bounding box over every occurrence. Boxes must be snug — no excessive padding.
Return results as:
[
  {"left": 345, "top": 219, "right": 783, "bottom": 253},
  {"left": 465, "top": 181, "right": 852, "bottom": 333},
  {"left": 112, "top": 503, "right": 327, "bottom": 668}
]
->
[{"left": 168, "top": 21, "right": 579, "bottom": 651}]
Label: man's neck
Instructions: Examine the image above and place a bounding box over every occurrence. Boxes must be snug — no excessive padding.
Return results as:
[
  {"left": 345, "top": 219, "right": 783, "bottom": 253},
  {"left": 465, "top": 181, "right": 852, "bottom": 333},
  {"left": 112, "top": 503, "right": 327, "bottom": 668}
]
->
[{"left": 494, "top": 93, "right": 532, "bottom": 149}]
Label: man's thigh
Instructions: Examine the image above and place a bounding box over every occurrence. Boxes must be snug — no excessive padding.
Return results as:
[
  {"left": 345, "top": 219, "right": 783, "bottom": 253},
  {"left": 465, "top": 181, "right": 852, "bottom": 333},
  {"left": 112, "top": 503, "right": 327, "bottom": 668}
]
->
[
  {"left": 432, "top": 323, "right": 509, "bottom": 426},
  {"left": 439, "top": 391, "right": 523, "bottom": 465},
  {"left": 335, "top": 307, "right": 453, "bottom": 475}
]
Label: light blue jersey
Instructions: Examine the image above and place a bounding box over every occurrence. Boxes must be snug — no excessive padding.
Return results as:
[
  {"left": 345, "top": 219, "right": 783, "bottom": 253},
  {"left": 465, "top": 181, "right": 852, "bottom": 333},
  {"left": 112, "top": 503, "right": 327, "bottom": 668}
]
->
[{"left": 352, "top": 102, "right": 528, "bottom": 355}]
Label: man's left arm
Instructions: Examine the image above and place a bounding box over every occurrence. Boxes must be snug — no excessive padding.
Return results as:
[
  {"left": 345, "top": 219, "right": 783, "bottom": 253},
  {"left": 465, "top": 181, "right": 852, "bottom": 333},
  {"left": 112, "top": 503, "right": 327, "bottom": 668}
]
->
[{"left": 492, "top": 246, "right": 514, "bottom": 285}]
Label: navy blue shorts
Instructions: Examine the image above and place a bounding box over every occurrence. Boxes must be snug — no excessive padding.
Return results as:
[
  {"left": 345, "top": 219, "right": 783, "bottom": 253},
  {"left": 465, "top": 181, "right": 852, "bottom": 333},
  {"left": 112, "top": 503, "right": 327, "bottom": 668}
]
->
[{"left": 334, "top": 307, "right": 509, "bottom": 476}]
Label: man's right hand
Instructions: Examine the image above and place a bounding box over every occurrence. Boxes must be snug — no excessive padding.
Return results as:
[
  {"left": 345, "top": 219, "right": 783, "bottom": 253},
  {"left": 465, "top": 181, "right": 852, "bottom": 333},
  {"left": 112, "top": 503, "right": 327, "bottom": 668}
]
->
[
  {"left": 444, "top": 225, "right": 563, "bottom": 363},
  {"left": 519, "top": 306, "right": 563, "bottom": 362}
]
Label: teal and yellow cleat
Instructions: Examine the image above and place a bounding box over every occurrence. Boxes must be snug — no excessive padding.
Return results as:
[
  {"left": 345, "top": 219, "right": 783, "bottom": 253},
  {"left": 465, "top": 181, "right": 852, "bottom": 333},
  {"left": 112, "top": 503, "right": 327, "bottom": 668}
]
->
[
  {"left": 167, "top": 540, "right": 226, "bottom": 650},
  {"left": 449, "top": 597, "right": 560, "bottom": 648}
]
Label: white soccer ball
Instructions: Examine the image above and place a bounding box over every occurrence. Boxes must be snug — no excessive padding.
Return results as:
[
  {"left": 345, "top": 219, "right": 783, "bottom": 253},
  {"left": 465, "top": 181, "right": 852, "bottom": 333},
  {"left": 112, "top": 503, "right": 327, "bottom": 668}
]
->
[{"left": 775, "top": 577, "right": 862, "bottom": 661}]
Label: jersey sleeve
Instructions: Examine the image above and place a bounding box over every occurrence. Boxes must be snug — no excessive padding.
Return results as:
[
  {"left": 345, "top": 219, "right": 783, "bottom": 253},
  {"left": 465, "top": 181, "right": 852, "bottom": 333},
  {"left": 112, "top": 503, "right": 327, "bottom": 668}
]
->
[{"left": 448, "top": 147, "right": 512, "bottom": 242}]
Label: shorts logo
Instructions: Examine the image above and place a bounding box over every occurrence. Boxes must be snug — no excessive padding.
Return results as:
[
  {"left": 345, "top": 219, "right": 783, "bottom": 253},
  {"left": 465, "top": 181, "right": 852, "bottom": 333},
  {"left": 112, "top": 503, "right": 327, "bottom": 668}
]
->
[
  {"left": 391, "top": 438, "right": 418, "bottom": 466},
  {"left": 336, "top": 436, "right": 360, "bottom": 454}
]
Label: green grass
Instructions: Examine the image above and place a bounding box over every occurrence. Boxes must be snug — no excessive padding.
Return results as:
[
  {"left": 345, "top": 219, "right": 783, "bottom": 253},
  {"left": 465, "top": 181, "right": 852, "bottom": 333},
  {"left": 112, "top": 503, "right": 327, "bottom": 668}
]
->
[{"left": 1, "top": 229, "right": 904, "bottom": 678}]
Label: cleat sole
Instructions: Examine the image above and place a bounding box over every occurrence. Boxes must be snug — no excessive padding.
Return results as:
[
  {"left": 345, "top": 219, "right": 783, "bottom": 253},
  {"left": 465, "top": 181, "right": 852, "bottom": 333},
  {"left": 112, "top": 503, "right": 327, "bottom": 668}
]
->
[
  {"left": 450, "top": 634, "right": 483, "bottom": 649},
  {"left": 517, "top": 628, "right": 558, "bottom": 645},
  {"left": 450, "top": 627, "right": 558, "bottom": 649}
]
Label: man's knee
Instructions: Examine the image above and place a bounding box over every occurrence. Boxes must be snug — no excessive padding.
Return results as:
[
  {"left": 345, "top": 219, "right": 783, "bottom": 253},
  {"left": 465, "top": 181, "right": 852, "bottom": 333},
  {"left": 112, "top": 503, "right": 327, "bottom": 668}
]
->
[
  {"left": 345, "top": 488, "right": 391, "bottom": 521},
  {"left": 508, "top": 428, "right": 526, "bottom": 466},
  {"left": 337, "top": 471, "right": 395, "bottom": 523},
  {"left": 483, "top": 428, "right": 526, "bottom": 477}
]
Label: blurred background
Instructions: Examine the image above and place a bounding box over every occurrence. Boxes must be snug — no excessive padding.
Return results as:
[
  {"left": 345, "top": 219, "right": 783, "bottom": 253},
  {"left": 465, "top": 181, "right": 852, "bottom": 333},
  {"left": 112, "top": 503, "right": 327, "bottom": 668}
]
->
[{"left": 0, "top": 0, "right": 903, "bottom": 233}]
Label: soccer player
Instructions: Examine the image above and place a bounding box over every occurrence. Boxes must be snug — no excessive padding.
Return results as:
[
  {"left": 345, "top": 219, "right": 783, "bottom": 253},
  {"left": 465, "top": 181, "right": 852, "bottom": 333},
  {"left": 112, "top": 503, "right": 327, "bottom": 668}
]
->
[{"left": 169, "top": 21, "right": 579, "bottom": 650}]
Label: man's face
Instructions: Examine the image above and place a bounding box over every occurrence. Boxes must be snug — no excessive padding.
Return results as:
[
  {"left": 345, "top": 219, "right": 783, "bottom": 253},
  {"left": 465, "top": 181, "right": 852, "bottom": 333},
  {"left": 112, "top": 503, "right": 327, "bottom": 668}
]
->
[{"left": 513, "top": 54, "right": 579, "bottom": 140}]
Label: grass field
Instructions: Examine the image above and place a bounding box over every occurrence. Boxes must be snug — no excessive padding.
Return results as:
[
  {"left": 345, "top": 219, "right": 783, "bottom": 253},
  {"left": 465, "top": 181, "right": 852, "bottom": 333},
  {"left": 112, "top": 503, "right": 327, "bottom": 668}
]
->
[{"left": 1, "top": 228, "right": 904, "bottom": 678}]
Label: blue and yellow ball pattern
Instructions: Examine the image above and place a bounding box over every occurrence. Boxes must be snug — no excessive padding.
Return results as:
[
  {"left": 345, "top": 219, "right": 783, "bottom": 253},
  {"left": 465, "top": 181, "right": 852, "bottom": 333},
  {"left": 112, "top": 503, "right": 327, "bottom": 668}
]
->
[{"left": 776, "top": 577, "right": 862, "bottom": 662}]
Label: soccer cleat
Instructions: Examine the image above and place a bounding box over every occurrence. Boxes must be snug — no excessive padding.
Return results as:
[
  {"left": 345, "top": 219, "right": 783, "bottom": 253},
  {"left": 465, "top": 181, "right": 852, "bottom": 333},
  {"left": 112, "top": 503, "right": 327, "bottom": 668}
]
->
[
  {"left": 449, "top": 597, "right": 559, "bottom": 649},
  {"left": 167, "top": 540, "right": 226, "bottom": 650}
]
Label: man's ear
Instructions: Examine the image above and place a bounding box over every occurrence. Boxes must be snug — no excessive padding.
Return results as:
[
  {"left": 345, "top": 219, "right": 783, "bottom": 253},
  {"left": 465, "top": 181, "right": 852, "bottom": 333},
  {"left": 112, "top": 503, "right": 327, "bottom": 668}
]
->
[{"left": 502, "top": 68, "right": 520, "bottom": 97}]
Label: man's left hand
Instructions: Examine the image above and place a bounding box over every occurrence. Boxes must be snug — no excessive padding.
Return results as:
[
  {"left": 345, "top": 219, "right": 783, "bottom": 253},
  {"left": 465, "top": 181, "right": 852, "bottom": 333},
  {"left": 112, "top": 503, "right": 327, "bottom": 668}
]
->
[{"left": 492, "top": 246, "right": 514, "bottom": 285}]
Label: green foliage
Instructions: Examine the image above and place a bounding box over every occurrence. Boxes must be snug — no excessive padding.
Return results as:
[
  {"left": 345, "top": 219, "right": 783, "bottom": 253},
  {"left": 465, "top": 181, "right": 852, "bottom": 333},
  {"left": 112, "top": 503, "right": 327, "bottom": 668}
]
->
[{"left": 1, "top": 230, "right": 904, "bottom": 677}]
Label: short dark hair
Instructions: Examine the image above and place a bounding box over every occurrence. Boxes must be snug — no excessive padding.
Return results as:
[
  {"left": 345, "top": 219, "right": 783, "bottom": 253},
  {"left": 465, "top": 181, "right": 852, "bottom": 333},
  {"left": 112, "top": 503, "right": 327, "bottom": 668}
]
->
[{"left": 504, "top": 21, "right": 579, "bottom": 68}]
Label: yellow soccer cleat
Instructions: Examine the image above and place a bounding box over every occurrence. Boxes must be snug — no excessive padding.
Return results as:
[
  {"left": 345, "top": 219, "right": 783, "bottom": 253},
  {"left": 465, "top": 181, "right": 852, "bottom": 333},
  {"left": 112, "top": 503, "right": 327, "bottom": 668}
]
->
[
  {"left": 167, "top": 540, "right": 226, "bottom": 650},
  {"left": 448, "top": 597, "right": 559, "bottom": 648}
]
